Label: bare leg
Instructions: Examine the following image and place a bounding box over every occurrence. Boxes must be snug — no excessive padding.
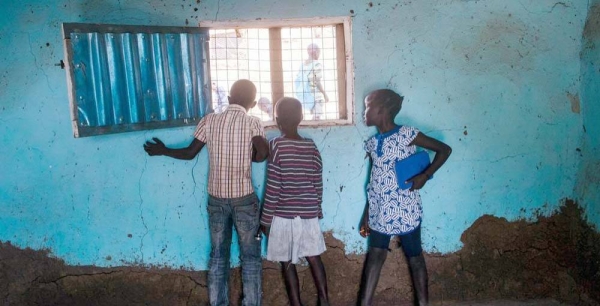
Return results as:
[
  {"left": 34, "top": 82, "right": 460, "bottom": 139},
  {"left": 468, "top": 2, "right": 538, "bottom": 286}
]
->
[
  {"left": 306, "top": 255, "right": 329, "bottom": 306},
  {"left": 281, "top": 261, "right": 303, "bottom": 306}
]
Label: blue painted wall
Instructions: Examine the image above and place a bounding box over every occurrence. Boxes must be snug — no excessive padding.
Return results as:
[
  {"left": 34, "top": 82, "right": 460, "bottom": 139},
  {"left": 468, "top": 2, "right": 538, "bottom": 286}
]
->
[
  {"left": 0, "top": 0, "right": 592, "bottom": 270},
  {"left": 576, "top": 0, "right": 600, "bottom": 229}
]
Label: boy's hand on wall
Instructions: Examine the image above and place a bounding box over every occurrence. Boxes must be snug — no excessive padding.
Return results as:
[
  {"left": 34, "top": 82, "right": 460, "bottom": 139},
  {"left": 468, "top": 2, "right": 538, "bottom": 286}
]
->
[{"left": 143, "top": 138, "right": 166, "bottom": 156}]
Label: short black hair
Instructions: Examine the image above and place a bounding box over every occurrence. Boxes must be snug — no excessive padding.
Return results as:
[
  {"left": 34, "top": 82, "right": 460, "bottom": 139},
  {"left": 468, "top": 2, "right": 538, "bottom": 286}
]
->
[
  {"left": 275, "top": 97, "right": 303, "bottom": 127},
  {"left": 229, "top": 79, "right": 256, "bottom": 108},
  {"left": 368, "top": 89, "right": 404, "bottom": 120}
]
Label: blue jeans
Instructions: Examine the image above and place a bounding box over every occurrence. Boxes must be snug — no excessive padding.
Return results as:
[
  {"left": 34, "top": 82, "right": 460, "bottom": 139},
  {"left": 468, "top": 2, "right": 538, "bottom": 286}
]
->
[{"left": 207, "top": 193, "right": 262, "bottom": 306}]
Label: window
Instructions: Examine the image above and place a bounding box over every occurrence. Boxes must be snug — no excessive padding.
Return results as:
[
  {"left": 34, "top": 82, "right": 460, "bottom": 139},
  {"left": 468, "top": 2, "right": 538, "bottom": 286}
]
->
[
  {"left": 62, "top": 23, "right": 211, "bottom": 137},
  {"left": 62, "top": 17, "right": 353, "bottom": 137},
  {"left": 202, "top": 17, "right": 354, "bottom": 126}
]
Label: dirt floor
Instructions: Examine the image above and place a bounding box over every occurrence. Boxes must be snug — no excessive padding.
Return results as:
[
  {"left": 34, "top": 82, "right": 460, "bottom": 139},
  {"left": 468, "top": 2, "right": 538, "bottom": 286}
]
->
[{"left": 1, "top": 200, "right": 598, "bottom": 305}]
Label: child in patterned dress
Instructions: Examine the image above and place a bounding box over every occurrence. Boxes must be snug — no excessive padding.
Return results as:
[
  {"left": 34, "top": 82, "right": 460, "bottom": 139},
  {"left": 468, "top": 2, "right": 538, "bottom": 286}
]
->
[{"left": 357, "top": 89, "right": 452, "bottom": 306}]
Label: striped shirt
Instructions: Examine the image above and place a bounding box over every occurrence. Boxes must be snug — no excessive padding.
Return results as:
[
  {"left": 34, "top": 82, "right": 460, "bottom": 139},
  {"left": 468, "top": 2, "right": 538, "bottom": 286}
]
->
[
  {"left": 260, "top": 137, "right": 323, "bottom": 226},
  {"left": 194, "top": 104, "right": 265, "bottom": 198}
]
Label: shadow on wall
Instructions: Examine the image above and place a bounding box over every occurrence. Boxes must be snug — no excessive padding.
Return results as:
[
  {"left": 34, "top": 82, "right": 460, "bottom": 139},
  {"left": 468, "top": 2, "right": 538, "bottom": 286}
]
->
[{"left": 1, "top": 200, "right": 598, "bottom": 305}]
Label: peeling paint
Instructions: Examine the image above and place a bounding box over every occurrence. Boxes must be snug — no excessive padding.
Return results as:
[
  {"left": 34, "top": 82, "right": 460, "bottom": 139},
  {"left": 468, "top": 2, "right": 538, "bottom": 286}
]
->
[
  {"left": 0, "top": 0, "right": 595, "bottom": 273},
  {"left": 1, "top": 202, "right": 598, "bottom": 304}
]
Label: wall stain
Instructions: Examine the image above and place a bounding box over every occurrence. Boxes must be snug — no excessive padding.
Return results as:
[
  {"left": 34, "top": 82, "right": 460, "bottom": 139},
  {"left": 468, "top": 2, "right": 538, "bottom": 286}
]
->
[
  {"left": 449, "top": 15, "right": 545, "bottom": 74},
  {"left": 567, "top": 92, "right": 581, "bottom": 114},
  {"left": 583, "top": 4, "right": 600, "bottom": 52}
]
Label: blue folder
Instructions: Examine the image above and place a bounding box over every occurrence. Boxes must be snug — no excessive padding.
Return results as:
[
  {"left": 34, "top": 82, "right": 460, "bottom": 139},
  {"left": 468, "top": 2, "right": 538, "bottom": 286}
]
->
[{"left": 395, "top": 151, "right": 432, "bottom": 190}]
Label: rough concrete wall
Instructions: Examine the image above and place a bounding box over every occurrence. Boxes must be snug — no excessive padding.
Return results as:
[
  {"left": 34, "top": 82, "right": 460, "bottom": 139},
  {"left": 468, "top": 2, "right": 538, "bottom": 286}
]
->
[
  {"left": 2, "top": 202, "right": 598, "bottom": 305},
  {"left": 0, "top": 0, "right": 590, "bottom": 271},
  {"left": 576, "top": 0, "right": 600, "bottom": 229}
]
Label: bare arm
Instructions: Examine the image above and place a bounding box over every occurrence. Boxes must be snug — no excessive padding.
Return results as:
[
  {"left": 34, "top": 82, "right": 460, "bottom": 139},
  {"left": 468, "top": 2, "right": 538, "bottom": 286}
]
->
[
  {"left": 315, "top": 81, "right": 329, "bottom": 102},
  {"left": 259, "top": 140, "right": 279, "bottom": 236},
  {"left": 251, "top": 136, "right": 269, "bottom": 162},
  {"left": 406, "top": 132, "right": 452, "bottom": 190},
  {"left": 143, "top": 138, "right": 205, "bottom": 160},
  {"left": 314, "top": 147, "right": 323, "bottom": 218},
  {"left": 313, "top": 63, "right": 329, "bottom": 102}
]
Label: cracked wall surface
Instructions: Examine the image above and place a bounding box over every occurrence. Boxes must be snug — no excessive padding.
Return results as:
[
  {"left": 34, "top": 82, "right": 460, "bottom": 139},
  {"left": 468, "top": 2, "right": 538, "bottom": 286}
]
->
[
  {"left": 1, "top": 202, "right": 598, "bottom": 305},
  {"left": 0, "top": 0, "right": 594, "bottom": 275}
]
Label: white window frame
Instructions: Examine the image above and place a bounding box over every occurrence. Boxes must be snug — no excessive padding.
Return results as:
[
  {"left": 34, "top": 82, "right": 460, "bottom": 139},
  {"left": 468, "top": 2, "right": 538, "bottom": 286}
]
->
[{"left": 200, "top": 16, "right": 355, "bottom": 127}]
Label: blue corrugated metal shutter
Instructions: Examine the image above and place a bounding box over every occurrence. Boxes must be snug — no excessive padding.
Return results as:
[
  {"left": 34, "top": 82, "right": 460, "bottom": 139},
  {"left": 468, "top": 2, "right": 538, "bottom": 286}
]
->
[{"left": 63, "top": 23, "right": 211, "bottom": 137}]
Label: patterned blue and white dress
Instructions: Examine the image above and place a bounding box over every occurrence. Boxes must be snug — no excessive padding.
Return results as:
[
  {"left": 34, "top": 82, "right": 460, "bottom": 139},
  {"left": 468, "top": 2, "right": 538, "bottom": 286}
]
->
[{"left": 364, "top": 125, "right": 422, "bottom": 235}]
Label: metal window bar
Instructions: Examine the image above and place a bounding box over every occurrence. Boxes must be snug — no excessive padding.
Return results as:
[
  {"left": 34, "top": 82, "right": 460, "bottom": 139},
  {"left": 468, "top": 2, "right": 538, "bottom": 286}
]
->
[
  {"left": 208, "top": 29, "right": 272, "bottom": 121},
  {"left": 210, "top": 29, "right": 272, "bottom": 121},
  {"left": 281, "top": 25, "right": 339, "bottom": 121},
  {"left": 206, "top": 23, "right": 345, "bottom": 124}
]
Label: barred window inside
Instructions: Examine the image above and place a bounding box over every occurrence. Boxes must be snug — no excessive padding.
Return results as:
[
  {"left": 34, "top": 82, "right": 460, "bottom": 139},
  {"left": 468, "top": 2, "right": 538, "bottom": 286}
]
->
[{"left": 207, "top": 19, "right": 351, "bottom": 126}]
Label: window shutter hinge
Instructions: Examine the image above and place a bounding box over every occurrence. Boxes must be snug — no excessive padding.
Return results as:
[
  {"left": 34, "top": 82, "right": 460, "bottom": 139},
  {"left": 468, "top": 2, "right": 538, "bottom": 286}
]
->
[{"left": 55, "top": 60, "right": 65, "bottom": 69}]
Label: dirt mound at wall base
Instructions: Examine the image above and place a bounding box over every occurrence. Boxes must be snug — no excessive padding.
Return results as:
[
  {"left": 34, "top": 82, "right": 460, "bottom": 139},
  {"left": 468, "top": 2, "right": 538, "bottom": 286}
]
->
[{"left": 1, "top": 200, "right": 598, "bottom": 305}]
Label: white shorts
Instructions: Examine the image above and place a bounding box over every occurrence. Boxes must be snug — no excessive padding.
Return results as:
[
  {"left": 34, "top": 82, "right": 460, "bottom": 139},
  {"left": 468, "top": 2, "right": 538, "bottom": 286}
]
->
[{"left": 266, "top": 216, "right": 326, "bottom": 264}]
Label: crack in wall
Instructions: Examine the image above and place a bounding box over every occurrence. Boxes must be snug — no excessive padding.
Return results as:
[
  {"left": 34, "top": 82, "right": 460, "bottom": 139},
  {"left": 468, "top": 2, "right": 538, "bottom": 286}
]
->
[
  {"left": 25, "top": 32, "right": 53, "bottom": 94},
  {"left": 332, "top": 187, "right": 342, "bottom": 224},
  {"left": 387, "top": 48, "right": 400, "bottom": 65},
  {"left": 461, "top": 153, "right": 530, "bottom": 163},
  {"left": 326, "top": 240, "right": 361, "bottom": 263},
  {"left": 318, "top": 127, "right": 333, "bottom": 154},
  {"left": 34, "top": 269, "right": 208, "bottom": 293},
  {"left": 551, "top": 2, "right": 570, "bottom": 12},
  {"left": 489, "top": 153, "right": 529, "bottom": 163},
  {"left": 214, "top": 0, "right": 221, "bottom": 21},
  {"left": 86, "top": 195, "right": 91, "bottom": 222},
  {"left": 186, "top": 287, "right": 194, "bottom": 306},
  {"left": 138, "top": 152, "right": 149, "bottom": 263},
  {"left": 191, "top": 154, "right": 200, "bottom": 198},
  {"left": 518, "top": 0, "right": 573, "bottom": 14},
  {"left": 39, "top": 270, "right": 124, "bottom": 285}
]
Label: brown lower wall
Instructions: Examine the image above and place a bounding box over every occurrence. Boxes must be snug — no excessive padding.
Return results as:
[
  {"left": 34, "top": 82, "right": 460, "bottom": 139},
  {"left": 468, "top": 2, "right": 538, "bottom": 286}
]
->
[{"left": 1, "top": 201, "right": 598, "bottom": 305}]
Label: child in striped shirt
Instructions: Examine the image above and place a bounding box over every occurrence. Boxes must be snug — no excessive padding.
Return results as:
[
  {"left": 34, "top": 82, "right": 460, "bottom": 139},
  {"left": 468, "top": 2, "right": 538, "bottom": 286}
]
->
[{"left": 260, "top": 97, "right": 330, "bottom": 306}]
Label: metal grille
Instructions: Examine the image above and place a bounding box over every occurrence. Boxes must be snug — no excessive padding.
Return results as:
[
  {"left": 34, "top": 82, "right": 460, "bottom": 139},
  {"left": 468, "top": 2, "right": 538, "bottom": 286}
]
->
[
  {"left": 208, "top": 25, "right": 341, "bottom": 122},
  {"left": 208, "top": 29, "right": 273, "bottom": 121},
  {"left": 63, "top": 23, "right": 211, "bottom": 137},
  {"left": 282, "top": 25, "right": 339, "bottom": 120}
]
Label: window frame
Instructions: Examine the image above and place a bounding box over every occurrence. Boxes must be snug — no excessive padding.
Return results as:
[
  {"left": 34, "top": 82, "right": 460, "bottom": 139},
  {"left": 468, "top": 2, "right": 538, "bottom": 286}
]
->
[{"left": 200, "top": 16, "right": 355, "bottom": 127}]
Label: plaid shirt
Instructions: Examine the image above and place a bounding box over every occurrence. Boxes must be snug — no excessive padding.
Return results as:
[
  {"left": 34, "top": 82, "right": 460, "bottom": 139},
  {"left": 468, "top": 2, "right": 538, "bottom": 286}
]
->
[{"left": 194, "top": 104, "right": 265, "bottom": 198}]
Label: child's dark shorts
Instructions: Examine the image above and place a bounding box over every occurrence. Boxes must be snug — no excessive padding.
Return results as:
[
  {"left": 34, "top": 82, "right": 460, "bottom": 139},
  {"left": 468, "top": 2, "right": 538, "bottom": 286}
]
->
[{"left": 368, "top": 226, "right": 422, "bottom": 257}]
